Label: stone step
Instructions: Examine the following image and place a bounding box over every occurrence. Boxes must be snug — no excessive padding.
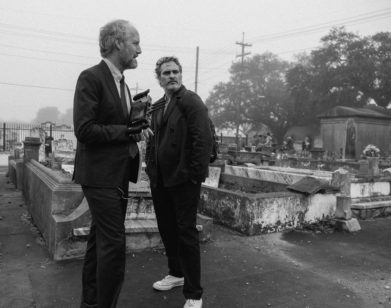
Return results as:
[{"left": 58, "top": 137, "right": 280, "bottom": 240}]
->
[
  {"left": 73, "top": 214, "right": 213, "bottom": 243},
  {"left": 351, "top": 195, "right": 391, "bottom": 204},
  {"left": 351, "top": 199, "right": 391, "bottom": 220},
  {"left": 73, "top": 219, "right": 159, "bottom": 237},
  {"left": 73, "top": 219, "right": 163, "bottom": 252},
  {"left": 351, "top": 199, "right": 391, "bottom": 210}
]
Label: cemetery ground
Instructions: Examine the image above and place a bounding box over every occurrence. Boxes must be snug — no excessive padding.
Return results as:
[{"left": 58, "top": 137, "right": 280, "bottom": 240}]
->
[{"left": 0, "top": 165, "right": 391, "bottom": 308}]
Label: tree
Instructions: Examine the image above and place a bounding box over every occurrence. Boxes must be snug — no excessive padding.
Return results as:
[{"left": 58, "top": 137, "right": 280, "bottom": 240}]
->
[
  {"left": 32, "top": 107, "right": 61, "bottom": 125},
  {"left": 370, "top": 32, "right": 391, "bottom": 107},
  {"left": 285, "top": 57, "right": 316, "bottom": 126},
  {"left": 59, "top": 108, "right": 73, "bottom": 126},
  {"left": 205, "top": 52, "right": 292, "bottom": 143},
  {"left": 286, "top": 27, "right": 391, "bottom": 123}
]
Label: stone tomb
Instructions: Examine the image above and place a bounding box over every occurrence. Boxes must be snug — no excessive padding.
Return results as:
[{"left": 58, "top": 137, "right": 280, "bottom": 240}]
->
[
  {"left": 200, "top": 165, "right": 337, "bottom": 235},
  {"left": 18, "top": 158, "right": 161, "bottom": 260}
]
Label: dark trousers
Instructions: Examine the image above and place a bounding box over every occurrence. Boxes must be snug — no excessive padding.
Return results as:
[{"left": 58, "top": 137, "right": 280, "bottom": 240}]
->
[
  {"left": 80, "top": 181, "right": 129, "bottom": 308},
  {"left": 151, "top": 181, "right": 203, "bottom": 300}
]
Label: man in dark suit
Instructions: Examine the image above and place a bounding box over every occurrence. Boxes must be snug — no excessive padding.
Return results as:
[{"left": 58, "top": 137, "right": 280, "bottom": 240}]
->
[
  {"left": 146, "top": 56, "right": 212, "bottom": 308},
  {"left": 73, "top": 19, "right": 151, "bottom": 308}
]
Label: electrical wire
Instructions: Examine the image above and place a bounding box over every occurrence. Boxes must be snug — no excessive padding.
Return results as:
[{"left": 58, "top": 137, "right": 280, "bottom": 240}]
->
[{"left": 0, "top": 81, "right": 74, "bottom": 92}]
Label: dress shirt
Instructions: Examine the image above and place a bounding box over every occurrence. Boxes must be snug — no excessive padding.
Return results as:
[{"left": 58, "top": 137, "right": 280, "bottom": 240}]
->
[{"left": 103, "top": 58, "right": 131, "bottom": 114}]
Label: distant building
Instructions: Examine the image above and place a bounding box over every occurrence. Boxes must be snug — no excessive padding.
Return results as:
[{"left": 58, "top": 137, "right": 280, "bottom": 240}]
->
[{"left": 318, "top": 106, "right": 391, "bottom": 159}]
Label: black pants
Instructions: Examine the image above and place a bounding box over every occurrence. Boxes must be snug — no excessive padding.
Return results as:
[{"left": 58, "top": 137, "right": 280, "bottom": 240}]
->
[
  {"left": 80, "top": 182, "right": 128, "bottom": 308},
  {"left": 151, "top": 181, "right": 203, "bottom": 300}
]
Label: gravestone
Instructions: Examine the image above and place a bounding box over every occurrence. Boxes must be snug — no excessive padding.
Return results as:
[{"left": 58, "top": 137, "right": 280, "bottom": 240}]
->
[
  {"left": 331, "top": 168, "right": 351, "bottom": 196},
  {"left": 53, "top": 135, "right": 75, "bottom": 163},
  {"left": 203, "top": 166, "right": 222, "bottom": 188},
  {"left": 23, "top": 137, "right": 41, "bottom": 163},
  {"left": 29, "top": 127, "right": 46, "bottom": 162}
]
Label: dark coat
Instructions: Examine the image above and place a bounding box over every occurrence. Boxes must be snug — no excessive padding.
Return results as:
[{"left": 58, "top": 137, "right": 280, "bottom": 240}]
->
[
  {"left": 73, "top": 60, "right": 140, "bottom": 187},
  {"left": 146, "top": 85, "right": 212, "bottom": 188}
]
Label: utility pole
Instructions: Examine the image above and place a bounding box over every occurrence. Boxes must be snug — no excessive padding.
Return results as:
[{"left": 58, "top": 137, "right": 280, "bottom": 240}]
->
[
  {"left": 195, "top": 46, "right": 199, "bottom": 93},
  {"left": 235, "top": 32, "right": 251, "bottom": 151},
  {"left": 236, "top": 32, "right": 252, "bottom": 67}
]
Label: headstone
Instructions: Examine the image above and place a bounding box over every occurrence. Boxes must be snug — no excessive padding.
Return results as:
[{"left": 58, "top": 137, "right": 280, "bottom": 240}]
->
[
  {"left": 358, "top": 158, "right": 380, "bottom": 177},
  {"left": 335, "top": 196, "right": 352, "bottom": 220},
  {"left": 358, "top": 160, "right": 369, "bottom": 177},
  {"left": 331, "top": 168, "right": 351, "bottom": 196},
  {"left": 30, "top": 127, "right": 46, "bottom": 162},
  {"left": 53, "top": 135, "right": 75, "bottom": 163},
  {"left": 367, "top": 157, "right": 380, "bottom": 177},
  {"left": 23, "top": 137, "right": 41, "bottom": 163},
  {"left": 203, "top": 166, "right": 222, "bottom": 188},
  {"left": 54, "top": 135, "right": 74, "bottom": 152},
  {"left": 384, "top": 168, "right": 391, "bottom": 177}
]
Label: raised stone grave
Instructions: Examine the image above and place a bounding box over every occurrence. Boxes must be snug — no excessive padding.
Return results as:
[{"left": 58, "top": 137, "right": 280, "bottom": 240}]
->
[{"left": 200, "top": 165, "right": 336, "bottom": 235}]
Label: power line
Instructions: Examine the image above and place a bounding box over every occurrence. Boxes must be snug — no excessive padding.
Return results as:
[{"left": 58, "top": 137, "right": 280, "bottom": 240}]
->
[
  {"left": 1, "top": 7, "right": 388, "bottom": 60},
  {"left": 0, "top": 6, "right": 103, "bottom": 23},
  {"left": 0, "top": 21, "right": 96, "bottom": 42},
  {"left": 0, "top": 28, "right": 96, "bottom": 45},
  {"left": 0, "top": 51, "right": 181, "bottom": 72},
  {"left": 249, "top": 8, "right": 391, "bottom": 43},
  {"left": 0, "top": 42, "right": 96, "bottom": 60},
  {"left": 0, "top": 81, "right": 74, "bottom": 92},
  {"left": 0, "top": 51, "right": 93, "bottom": 66}
]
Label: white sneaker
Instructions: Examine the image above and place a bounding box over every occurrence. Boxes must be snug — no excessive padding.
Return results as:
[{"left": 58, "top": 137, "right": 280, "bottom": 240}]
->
[
  {"left": 184, "top": 299, "right": 203, "bottom": 308},
  {"left": 152, "top": 275, "right": 184, "bottom": 291}
]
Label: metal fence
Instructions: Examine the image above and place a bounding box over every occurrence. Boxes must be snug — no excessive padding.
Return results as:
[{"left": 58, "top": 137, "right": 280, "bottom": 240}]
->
[{"left": 0, "top": 122, "right": 76, "bottom": 152}]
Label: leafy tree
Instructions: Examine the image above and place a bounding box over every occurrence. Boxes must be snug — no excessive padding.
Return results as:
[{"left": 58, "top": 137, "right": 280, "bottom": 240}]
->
[
  {"left": 370, "top": 32, "right": 391, "bottom": 107},
  {"left": 59, "top": 108, "right": 73, "bottom": 126},
  {"left": 205, "top": 52, "right": 292, "bottom": 143},
  {"left": 32, "top": 107, "right": 61, "bottom": 125},
  {"left": 286, "top": 27, "right": 391, "bottom": 124}
]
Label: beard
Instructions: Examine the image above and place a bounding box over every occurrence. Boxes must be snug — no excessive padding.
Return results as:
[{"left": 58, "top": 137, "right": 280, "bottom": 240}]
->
[
  {"left": 122, "top": 57, "right": 137, "bottom": 70},
  {"left": 165, "top": 82, "right": 181, "bottom": 93},
  {"left": 128, "top": 58, "right": 138, "bottom": 69}
]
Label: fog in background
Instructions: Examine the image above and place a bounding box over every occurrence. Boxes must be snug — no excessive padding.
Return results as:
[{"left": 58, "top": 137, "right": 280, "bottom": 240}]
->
[{"left": 0, "top": 0, "right": 390, "bottom": 123}]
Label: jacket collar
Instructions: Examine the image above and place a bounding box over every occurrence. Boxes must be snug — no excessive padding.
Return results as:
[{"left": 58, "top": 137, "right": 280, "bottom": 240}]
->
[
  {"left": 99, "top": 60, "right": 128, "bottom": 122},
  {"left": 162, "top": 85, "right": 187, "bottom": 122}
]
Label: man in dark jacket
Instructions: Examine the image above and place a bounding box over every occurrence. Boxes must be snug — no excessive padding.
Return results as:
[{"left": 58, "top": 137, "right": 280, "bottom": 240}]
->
[
  {"left": 73, "top": 19, "right": 151, "bottom": 308},
  {"left": 146, "top": 56, "right": 212, "bottom": 308}
]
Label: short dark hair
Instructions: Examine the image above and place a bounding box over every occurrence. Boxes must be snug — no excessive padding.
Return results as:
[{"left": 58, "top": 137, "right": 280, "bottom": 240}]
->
[
  {"left": 155, "top": 56, "right": 182, "bottom": 79},
  {"left": 99, "top": 19, "right": 132, "bottom": 57}
]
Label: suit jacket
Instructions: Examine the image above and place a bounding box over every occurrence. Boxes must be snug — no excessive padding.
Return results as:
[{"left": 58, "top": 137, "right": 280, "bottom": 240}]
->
[
  {"left": 73, "top": 60, "right": 140, "bottom": 187},
  {"left": 146, "top": 85, "right": 212, "bottom": 188}
]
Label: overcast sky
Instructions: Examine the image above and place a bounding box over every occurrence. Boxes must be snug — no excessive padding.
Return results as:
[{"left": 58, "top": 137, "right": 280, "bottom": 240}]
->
[{"left": 0, "top": 0, "right": 390, "bottom": 123}]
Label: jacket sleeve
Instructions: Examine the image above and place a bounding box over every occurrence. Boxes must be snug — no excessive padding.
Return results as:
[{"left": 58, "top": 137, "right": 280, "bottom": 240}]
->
[
  {"left": 182, "top": 93, "right": 212, "bottom": 182},
  {"left": 73, "top": 70, "right": 129, "bottom": 144}
]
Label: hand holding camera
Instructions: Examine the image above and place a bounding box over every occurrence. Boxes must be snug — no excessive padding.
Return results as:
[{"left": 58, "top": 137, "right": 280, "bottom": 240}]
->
[{"left": 128, "top": 89, "right": 154, "bottom": 138}]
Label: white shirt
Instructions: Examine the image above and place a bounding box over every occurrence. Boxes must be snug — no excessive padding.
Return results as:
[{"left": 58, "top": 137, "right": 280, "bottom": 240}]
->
[{"left": 103, "top": 58, "right": 131, "bottom": 114}]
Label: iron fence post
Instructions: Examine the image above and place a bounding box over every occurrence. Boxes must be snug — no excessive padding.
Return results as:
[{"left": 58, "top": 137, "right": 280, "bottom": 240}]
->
[{"left": 3, "top": 123, "right": 5, "bottom": 152}]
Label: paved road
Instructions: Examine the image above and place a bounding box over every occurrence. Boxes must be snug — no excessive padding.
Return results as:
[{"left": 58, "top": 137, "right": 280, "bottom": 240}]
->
[{"left": 0, "top": 165, "right": 390, "bottom": 307}]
